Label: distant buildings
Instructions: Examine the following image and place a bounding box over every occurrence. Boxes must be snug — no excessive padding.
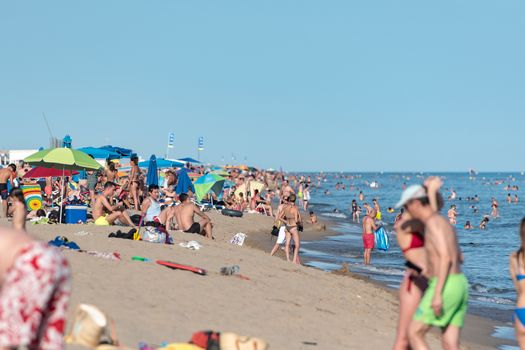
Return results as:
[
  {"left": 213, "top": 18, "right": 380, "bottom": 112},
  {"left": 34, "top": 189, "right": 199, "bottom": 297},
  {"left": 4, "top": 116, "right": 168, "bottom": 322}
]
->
[{"left": 0, "top": 149, "right": 39, "bottom": 166}]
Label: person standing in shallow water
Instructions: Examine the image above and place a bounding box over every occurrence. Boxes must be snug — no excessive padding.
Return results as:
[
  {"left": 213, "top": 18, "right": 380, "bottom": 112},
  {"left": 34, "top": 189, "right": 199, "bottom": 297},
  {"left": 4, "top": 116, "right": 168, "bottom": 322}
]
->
[
  {"left": 509, "top": 218, "right": 525, "bottom": 350},
  {"left": 362, "top": 208, "right": 377, "bottom": 265}
]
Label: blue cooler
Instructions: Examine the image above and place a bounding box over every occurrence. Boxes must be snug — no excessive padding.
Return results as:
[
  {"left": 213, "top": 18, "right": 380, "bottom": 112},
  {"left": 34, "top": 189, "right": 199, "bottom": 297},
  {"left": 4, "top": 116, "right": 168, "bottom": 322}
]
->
[{"left": 65, "top": 205, "right": 87, "bottom": 224}]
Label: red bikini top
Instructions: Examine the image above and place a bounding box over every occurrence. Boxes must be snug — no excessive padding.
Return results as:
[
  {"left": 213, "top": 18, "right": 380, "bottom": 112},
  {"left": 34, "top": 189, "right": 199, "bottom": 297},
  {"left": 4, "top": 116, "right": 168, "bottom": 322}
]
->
[{"left": 402, "top": 232, "right": 424, "bottom": 253}]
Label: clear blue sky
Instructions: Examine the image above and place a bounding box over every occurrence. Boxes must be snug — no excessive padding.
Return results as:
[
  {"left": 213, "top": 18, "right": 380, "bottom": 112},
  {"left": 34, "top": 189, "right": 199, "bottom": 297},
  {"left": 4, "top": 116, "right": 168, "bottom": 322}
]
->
[{"left": 1, "top": 1, "right": 524, "bottom": 172}]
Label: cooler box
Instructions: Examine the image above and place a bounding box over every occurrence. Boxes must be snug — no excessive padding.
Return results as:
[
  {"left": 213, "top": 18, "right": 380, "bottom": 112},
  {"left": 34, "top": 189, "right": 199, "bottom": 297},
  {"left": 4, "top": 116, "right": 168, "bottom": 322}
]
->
[{"left": 65, "top": 205, "right": 87, "bottom": 224}]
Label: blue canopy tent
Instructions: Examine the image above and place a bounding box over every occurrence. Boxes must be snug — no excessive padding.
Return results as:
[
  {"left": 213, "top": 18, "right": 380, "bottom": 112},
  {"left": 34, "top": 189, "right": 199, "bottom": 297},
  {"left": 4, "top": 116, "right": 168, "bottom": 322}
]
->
[
  {"left": 139, "top": 158, "right": 185, "bottom": 169},
  {"left": 146, "top": 155, "right": 158, "bottom": 186},
  {"left": 178, "top": 157, "right": 200, "bottom": 164},
  {"left": 100, "top": 145, "right": 133, "bottom": 157},
  {"left": 176, "top": 168, "right": 195, "bottom": 195},
  {"left": 77, "top": 147, "right": 121, "bottom": 160}
]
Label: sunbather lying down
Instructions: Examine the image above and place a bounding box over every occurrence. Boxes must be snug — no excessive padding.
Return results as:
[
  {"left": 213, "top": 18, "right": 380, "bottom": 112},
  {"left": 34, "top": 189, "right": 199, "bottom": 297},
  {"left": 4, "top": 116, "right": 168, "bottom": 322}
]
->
[{"left": 93, "top": 182, "right": 135, "bottom": 227}]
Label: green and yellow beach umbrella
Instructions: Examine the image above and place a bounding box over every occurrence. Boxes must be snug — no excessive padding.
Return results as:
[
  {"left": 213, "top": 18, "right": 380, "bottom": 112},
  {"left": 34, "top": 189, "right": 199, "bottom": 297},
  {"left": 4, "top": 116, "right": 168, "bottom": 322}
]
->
[
  {"left": 24, "top": 147, "right": 102, "bottom": 170},
  {"left": 24, "top": 147, "right": 102, "bottom": 223},
  {"left": 194, "top": 173, "right": 226, "bottom": 202}
]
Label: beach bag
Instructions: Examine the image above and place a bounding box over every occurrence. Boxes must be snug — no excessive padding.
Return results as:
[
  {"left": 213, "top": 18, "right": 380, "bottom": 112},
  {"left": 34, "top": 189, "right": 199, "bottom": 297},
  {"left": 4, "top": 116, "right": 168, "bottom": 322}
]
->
[
  {"left": 140, "top": 227, "right": 166, "bottom": 243},
  {"left": 220, "top": 332, "right": 268, "bottom": 350},
  {"left": 270, "top": 225, "right": 279, "bottom": 236},
  {"left": 189, "top": 330, "right": 220, "bottom": 350},
  {"left": 374, "top": 226, "right": 390, "bottom": 251}
]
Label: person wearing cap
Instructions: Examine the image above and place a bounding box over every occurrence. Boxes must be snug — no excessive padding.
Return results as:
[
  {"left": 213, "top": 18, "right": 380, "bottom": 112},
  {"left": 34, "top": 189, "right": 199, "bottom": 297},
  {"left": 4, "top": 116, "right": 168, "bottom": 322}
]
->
[{"left": 397, "top": 179, "right": 468, "bottom": 350}]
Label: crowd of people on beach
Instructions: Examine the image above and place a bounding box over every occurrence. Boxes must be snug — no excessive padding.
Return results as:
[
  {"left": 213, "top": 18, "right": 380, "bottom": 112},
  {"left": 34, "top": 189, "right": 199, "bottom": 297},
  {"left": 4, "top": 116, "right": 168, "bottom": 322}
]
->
[{"left": 4, "top": 157, "right": 525, "bottom": 349}]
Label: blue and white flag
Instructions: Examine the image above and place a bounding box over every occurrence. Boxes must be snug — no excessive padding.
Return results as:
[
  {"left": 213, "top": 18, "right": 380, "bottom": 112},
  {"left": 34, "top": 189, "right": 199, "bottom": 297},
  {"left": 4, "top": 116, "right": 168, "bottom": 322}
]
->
[
  {"left": 198, "top": 136, "right": 204, "bottom": 151},
  {"left": 168, "top": 132, "right": 175, "bottom": 149}
]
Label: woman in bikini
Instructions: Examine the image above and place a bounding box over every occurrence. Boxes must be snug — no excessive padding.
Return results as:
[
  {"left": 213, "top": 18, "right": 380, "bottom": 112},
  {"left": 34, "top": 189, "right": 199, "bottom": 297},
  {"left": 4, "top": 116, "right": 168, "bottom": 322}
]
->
[
  {"left": 509, "top": 218, "right": 525, "bottom": 349},
  {"left": 105, "top": 161, "right": 118, "bottom": 184},
  {"left": 129, "top": 156, "right": 140, "bottom": 210},
  {"left": 393, "top": 177, "right": 442, "bottom": 350}
]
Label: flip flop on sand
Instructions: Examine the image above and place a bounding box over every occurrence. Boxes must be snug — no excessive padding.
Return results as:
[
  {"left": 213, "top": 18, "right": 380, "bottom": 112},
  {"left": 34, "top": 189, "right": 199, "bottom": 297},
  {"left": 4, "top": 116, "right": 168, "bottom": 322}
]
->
[
  {"left": 179, "top": 241, "right": 202, "bottom": 250},
  {"left": 220, "top": 265, "right": 240, "bottom": 276}
]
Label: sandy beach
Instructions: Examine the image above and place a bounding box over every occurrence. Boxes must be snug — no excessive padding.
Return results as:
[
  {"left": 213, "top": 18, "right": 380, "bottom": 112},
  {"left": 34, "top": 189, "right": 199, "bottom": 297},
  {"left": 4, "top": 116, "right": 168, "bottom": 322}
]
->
[{"left": 0, "top": 213, "right": 506, "bottom": 349}]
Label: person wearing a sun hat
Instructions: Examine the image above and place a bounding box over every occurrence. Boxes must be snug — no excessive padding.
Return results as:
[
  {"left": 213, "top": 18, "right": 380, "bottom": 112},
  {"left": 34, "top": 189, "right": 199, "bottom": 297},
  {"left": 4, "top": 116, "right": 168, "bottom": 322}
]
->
[{"left": 398, "top": 179, "right": 468, "bottom": 349}]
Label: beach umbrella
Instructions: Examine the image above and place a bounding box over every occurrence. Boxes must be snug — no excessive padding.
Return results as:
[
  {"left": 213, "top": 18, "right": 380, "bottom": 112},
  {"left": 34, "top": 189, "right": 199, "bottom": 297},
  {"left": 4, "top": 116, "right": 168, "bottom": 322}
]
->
[
  {"left": 99, "top": 145, "right": 133, "bottom": 157},
  {"left": 146, "top": 155, "right": 158, "bottom": 187},
  {"left": 235, "top": 180, "right": 265, "bottom": 197},
  {"left": 194, "top": 173, "right": 226, "bottom": 202},
  {"left": 139, "top": 158, "right": 184, "bottom": 169},
  {"left": 176, "top": 168, "right": 195, "bottom": 195},
  {"left": 77, "top": 147, "right": 121, "bottom": 160},
  {"left": 23, "top": 167, "right": 79, "bottom": 179},
  {"left": 178, "top": 157, "right": 200, "bottom": 164},
  {"left": 211, "top": 169, "right": 229, "bottom": 177},
  {"left": 24, "top": 148, "right": 102, "bottom": 223}
]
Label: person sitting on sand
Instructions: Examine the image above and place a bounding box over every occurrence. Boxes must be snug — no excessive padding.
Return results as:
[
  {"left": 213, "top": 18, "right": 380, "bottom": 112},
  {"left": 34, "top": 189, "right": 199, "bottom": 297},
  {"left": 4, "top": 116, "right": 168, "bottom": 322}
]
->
[
  {"left": 250, "top": 189, "right": 273, "bottom": 216},
  {"left": 141, "top": 185, "right": 175, "bottom": 229},
  {"left": 93, "top": 182, "right": 135, "bottom": 227},
  {"left": 8, "top": 188, "right": 27, "bottom": 231},
  {"left": 309, "top": 211, "right": 318, "bottom": 224},
  {"left": 173, "top": 193, "right": 213, "bottom": 238},
  {"left": 0, "top": 224, "right": 71, "bottom": 349}
]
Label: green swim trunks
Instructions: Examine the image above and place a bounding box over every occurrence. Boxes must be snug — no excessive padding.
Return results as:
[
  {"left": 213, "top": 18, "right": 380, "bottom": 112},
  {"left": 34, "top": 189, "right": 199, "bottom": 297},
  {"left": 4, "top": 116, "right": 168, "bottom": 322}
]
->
[{"left": 414, "top": 273, "right": 469, "bottom": 328}]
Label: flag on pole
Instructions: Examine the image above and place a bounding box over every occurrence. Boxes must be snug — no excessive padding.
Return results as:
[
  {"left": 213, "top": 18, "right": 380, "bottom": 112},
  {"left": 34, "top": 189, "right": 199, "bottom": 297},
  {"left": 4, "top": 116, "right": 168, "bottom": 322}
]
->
[
  {"left": 198, "top": 136, "right": 204, "bottom": 151},
  {"left": 168, "top": 132, "right": 175, "bottom": 149}
]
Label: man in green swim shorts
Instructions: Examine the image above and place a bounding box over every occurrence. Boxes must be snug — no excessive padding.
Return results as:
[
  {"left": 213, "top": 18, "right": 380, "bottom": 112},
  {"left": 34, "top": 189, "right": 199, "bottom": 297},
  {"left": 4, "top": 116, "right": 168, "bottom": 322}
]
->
[{"left": 397, "top": 177, "right": 468, "bottom": 350}]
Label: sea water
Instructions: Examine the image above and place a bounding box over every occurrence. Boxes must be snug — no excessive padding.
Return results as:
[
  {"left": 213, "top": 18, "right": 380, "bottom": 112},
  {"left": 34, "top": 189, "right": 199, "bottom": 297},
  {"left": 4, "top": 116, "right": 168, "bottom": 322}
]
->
[{"left": 296, "top": 172, "right": 522, "bottom": 324}]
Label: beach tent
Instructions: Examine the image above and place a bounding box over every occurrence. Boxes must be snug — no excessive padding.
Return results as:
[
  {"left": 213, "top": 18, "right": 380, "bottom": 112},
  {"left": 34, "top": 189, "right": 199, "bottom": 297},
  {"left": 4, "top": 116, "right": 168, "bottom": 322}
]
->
[
  {"left": 99, "top": 145, "right": 133, "bottom": 157},
  {"left": 139, "top": 158, "right": 184, "bottom": 169},
  {"left": 178, "top": 157, "right": 200, "bottom": 164},
  {"left": 24, "top": 147, "right": 102, "bottom": 223},
  {"left": 146, "top": 155, "right": 159, "bottom": 187},
  {"left": 194, "top": 173, "right": 226, "bottom": 201},
  {"left": 176, "top": 168, "right": 195, "bottom": 195},
  {"left": 235, "top": 180, "right": 265, "bottom": 197},
  {"left": 77, "top": 147, "right": 121, "bottom": 160},
  {"left": 23, "top": 167, "right": 79, "bottom": 178}
]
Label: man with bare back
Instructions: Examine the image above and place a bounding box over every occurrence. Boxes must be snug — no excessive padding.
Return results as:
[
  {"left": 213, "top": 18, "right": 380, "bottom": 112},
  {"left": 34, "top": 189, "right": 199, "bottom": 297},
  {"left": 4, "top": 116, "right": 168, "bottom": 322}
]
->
[
  {"left": 398, "top": 179, "right": 468, "bottom": 350},
  {"left": 174, "top": 193, "right": 213, "bottom": 239},
  {"left": 0, "top": 164, "right": 16, "bottom": 217}
]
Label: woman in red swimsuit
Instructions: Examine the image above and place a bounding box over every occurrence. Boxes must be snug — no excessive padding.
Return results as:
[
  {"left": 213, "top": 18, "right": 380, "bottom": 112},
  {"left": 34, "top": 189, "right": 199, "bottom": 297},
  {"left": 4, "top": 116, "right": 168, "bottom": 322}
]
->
[{"left": 393, "top": 178, "right": 443, "bottom": 350}]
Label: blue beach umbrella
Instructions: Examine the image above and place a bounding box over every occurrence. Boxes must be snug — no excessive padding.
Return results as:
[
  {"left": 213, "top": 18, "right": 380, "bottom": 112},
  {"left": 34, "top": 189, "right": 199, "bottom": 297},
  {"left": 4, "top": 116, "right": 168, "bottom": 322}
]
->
[
  {"left": 99, "top": 145, "right": 133, "bottom": 157},
  {"left": 176, "top": 168, "right": 195, "bottom": 195},
  {"left": 146, "top": 155, "right": 158, "bottom": 187},
  {"left": 194, "top": 173, "right": 226, "bottom": 201},
  {"left": 178, "top": 157, "right": 200, "bottom": 164},
  {"left": 139, "top": 158, "right": 184, "bottom": 169},
  {"left": 77, "top": 147, "right": 121, "bottom": 159}
]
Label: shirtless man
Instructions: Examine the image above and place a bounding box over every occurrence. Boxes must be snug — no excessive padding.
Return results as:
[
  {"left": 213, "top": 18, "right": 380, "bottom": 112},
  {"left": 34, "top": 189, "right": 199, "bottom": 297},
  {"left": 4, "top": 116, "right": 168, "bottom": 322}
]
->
[
  {"left": 174, "top": 193, "right": 213, "bottom": 238},
  {"left": 277, "top": 194, "right": 302, "bottom": 264},
  {"left": 93, "top": 182, "right": 135, "bottom": 227},
  {"left": 0, "top": 226, "right": 71, "bottom": 349},
  {"left": 447, "top": 205, "right": 457, "bottom": 225},
  {"left": 362, "top": 208, "right": 377, "bottom": 265},
  {"left": 0, "top": 164, "right": 16, "bottom": 217},
  {"left": 399, "top": 182, "right": 468, "bottom": 350}
]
